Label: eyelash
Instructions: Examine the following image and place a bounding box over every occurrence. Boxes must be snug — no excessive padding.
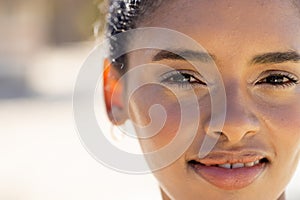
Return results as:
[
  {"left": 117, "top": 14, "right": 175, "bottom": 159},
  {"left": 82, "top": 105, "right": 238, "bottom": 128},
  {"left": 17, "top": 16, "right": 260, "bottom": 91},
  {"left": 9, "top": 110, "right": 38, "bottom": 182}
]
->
[
  {"left": 160, "top": 70, "right": 207, "bottom": 88},
  {"left": 255, "top": 71, "right": 299, "bottom": 88},
  {"left": 160, "top": 70, "right": 298, "bottom": 90}
]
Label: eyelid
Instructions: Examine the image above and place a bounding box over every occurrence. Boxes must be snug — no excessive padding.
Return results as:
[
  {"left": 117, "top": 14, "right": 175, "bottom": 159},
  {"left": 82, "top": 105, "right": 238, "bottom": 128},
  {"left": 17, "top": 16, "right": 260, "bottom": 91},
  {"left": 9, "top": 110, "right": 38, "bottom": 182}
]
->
[
  {"left": 254, "top": 70, "right": 299, "bottom": 84},
  {"left": 159, "top": 69, "right": 205, "bottom": 82},
  {"left": 253, "top": 70, "right": 299, "bottom": 90}
]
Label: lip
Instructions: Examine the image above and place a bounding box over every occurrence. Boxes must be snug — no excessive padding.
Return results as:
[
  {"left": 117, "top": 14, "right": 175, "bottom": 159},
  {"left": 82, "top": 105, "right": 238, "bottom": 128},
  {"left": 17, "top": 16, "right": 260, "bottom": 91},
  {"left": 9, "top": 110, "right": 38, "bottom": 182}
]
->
[
  {"left": 194, "top": 150, "right": 269, "bottom": 165},
  {"left": 188, "top": 151, "right": 270, "bottom": 190}
]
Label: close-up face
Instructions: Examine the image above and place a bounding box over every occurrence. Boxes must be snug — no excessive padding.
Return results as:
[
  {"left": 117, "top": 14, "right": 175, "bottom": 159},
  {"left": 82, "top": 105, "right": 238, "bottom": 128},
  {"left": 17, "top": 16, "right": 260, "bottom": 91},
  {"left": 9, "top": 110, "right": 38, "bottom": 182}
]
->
[{"left": 106, "top": 0, "right": 300, "bottom": 199}]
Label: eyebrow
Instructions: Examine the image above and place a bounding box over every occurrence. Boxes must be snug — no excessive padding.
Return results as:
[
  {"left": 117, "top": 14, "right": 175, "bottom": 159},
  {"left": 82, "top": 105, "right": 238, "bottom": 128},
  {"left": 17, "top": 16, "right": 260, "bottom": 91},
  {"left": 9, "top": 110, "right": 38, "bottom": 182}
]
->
[
  {"left": 152, "top": 49, "right": 214, "bottom": 62},
  {"left": 250, "top": 51, "right": 300, "bottom": 64},
  {"left": 152, "top": 49, "right": 300, "bottom": 65}
]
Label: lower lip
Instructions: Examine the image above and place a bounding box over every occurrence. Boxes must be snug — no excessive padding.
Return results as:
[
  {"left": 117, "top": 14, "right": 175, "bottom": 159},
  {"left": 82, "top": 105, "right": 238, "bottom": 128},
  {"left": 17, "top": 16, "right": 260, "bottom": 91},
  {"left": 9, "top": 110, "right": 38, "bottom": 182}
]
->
[{"left": 189, "top": 162, "right": 267, "bottom": 190}]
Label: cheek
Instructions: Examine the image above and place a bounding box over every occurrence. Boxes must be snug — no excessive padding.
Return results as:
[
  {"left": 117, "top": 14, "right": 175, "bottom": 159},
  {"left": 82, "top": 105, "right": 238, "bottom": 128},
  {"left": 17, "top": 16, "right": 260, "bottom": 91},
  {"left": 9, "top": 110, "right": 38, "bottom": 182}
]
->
[
  {"left": 265, "top": 105, "right": 300, "bottom": 193},
  {"left": 258, "top": 101, "right": 300, "bottom": 168},
  {"left": 263, "top": 102, "right": 300, "bottom": 143},
  {"left": 128, "top": 84, "right": 182, "bottom": 151}
]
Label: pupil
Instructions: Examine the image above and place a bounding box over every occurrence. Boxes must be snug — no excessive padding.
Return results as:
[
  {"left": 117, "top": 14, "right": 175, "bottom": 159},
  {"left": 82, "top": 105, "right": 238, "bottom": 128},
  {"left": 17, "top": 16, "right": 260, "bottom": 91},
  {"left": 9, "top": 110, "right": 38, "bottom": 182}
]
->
[
  {"left": 266, "top": 75, "right": 284, "bottom": 84},
  {"left": 172, "top": 74, "right": 190, "bottom": 82}
]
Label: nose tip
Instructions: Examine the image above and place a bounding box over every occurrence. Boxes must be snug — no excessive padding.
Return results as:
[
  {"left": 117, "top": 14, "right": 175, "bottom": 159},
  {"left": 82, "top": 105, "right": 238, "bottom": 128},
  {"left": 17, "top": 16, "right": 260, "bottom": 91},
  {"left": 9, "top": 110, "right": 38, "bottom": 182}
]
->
[{"left": 205, "top": 99, "right": 260, "bottom": 144}]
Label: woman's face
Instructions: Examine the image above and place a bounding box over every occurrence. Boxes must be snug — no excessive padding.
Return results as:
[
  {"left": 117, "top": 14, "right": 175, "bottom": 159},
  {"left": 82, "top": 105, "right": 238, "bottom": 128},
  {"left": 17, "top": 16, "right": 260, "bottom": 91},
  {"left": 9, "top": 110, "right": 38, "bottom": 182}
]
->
[{"left": 116, "top": 0, "right": 300, "bottom": 199}]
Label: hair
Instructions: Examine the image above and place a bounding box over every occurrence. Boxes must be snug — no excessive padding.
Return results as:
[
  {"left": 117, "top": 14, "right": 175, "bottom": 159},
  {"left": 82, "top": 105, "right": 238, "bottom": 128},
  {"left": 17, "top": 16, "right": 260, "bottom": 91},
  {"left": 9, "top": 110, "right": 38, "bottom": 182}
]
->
[
  {"left": 106, "top": 0, "right": 162, "bottom": 73},
  {"left": 105, "top": 0, "right": 300, "bottom": 73}
]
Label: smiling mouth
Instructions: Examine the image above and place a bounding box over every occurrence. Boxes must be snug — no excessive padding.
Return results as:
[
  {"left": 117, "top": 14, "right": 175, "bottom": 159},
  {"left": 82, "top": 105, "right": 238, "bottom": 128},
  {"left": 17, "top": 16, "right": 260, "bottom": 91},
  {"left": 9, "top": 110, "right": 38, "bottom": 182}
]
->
[
  {"left": 187, "top": 153, "right": 270, "bottom": 190},
  {"left": 188, "top": 157, "right": 269, "bottom": 169}
]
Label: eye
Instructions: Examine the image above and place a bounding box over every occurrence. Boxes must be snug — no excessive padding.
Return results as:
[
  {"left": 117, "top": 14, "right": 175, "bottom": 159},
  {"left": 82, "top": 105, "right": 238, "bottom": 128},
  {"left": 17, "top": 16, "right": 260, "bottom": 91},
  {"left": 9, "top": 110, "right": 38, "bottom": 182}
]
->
[
  {"left": 160, "top": 70, "right": 207, "bottom": 88},
  {"left": 255, "top": 71, "right": 298, "bottom": 88}
]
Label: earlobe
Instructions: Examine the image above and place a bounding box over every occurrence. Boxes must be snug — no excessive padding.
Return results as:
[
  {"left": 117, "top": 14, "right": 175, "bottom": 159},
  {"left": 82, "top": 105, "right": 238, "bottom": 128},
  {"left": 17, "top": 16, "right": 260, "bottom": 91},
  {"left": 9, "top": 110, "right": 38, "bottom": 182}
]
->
[{"left": 103, "top": 58, "right": 127, "bottom": 125}]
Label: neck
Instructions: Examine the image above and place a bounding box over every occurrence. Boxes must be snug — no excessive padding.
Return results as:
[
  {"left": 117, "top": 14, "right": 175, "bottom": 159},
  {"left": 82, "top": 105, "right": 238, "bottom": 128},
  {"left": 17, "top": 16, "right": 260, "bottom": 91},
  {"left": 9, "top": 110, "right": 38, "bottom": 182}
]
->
[
  {"left": 160, "top": 188, "right": 171, "bottom": 200},
  {"left": 160, "top": 187, "right": 286, "bottom": 200},
  {"left": 278, "top": 192, "right": 286, "bottom": 200}
]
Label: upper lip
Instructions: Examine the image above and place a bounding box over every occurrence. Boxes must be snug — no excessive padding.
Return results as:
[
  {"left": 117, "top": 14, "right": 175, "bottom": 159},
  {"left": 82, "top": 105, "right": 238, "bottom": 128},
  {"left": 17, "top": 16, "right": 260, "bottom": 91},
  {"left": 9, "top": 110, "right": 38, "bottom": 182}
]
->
[{"left": 189, "top": 150, "right": 270, "bottom": 165}]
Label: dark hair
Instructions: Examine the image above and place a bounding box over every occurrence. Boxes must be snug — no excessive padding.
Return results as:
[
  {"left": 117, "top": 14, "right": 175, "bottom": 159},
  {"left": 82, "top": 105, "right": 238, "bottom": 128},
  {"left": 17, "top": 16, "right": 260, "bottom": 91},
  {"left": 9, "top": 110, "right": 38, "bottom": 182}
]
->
[
  {"left": 106, "top": 0, "right": 300, "bottom": 73},
  {"left": 106, "top": 0, "right": 162, "bottom": 73}
]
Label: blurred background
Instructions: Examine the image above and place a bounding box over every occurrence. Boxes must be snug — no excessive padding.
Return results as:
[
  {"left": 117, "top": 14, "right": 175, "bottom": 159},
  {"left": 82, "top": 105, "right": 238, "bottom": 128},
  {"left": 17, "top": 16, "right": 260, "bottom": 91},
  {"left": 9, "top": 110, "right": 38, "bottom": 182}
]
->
[
  {"left": 0, "top": 0, "right": 299, "bottom": 199},
  {"left": 0, "top": 0, "right": 160, "bottom": 199}
]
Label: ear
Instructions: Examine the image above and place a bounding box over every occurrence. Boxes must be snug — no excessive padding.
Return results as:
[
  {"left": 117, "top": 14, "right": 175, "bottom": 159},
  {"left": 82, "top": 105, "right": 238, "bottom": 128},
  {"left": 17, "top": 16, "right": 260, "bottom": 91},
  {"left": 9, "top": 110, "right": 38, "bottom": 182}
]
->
[{"left": 103, "top": 58, "right": 127, "bottom": 125}]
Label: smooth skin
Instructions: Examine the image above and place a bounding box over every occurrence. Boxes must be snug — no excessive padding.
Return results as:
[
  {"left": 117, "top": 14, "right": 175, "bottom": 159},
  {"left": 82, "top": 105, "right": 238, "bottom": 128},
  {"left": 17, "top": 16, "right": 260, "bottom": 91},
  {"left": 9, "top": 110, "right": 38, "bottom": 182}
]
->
[{"left": 105, "top": 0, "right": 300, "bottom": 199}]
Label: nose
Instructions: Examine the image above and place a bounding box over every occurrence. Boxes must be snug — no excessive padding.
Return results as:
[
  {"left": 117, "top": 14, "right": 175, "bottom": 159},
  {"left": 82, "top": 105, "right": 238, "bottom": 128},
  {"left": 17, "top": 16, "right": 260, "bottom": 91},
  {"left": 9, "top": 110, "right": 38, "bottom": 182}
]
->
[{"left": 205, "top": 85, "right": 260, "bottom": 144}]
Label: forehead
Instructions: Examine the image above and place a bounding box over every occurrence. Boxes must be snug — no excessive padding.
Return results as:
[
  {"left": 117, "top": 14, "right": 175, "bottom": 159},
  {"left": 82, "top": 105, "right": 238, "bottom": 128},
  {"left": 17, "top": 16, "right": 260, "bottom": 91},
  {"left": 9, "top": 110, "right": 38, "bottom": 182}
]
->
[
  {"left": 140, "top": 0, "right": 300, "bottom": 44},
  {"left": 131, "top": 0, "right": 300, "bottom": 64},
  {"left": 143, "top": 0, "right": 298, "bottom": 29}
]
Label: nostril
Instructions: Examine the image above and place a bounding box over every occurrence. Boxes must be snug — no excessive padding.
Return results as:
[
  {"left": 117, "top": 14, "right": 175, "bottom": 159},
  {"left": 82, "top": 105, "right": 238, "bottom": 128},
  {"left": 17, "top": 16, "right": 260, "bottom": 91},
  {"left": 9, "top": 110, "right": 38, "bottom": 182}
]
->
[
  {"left": 211, "top": 127, "right": 259, "bottom": 144},
  {"left": 214, "top": 131, "right": 224, "bottom": 135},
  {"left": 207, "top": 131, "right": 225, "bottom": 139}
]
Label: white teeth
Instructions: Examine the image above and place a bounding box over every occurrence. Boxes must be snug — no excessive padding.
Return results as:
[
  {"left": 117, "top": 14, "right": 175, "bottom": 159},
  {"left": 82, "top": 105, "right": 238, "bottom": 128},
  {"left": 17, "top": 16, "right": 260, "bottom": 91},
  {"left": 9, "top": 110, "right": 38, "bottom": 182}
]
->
[
  {"left": 245, "top": 162, "right": 255, "bottom": 167},
  {"left": 215, "top": 159, "right": 262, "bottom": 169},
  {"left": 218, "top": 163, "right": 231, "bottom": 169},
  {"left": 232, "top": 163, "right": 245, "bottom": 169}
]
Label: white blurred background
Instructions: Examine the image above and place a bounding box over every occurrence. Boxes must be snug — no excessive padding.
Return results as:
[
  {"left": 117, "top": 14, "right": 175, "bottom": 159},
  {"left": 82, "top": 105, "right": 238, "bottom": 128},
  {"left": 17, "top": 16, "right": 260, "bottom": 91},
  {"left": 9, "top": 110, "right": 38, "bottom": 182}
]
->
[
  {"left": 0, "top": 0, "right": 299, "bottom": 199},
  {"left": 0, "top": 0, "right": 160, "bottom": 199}
]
